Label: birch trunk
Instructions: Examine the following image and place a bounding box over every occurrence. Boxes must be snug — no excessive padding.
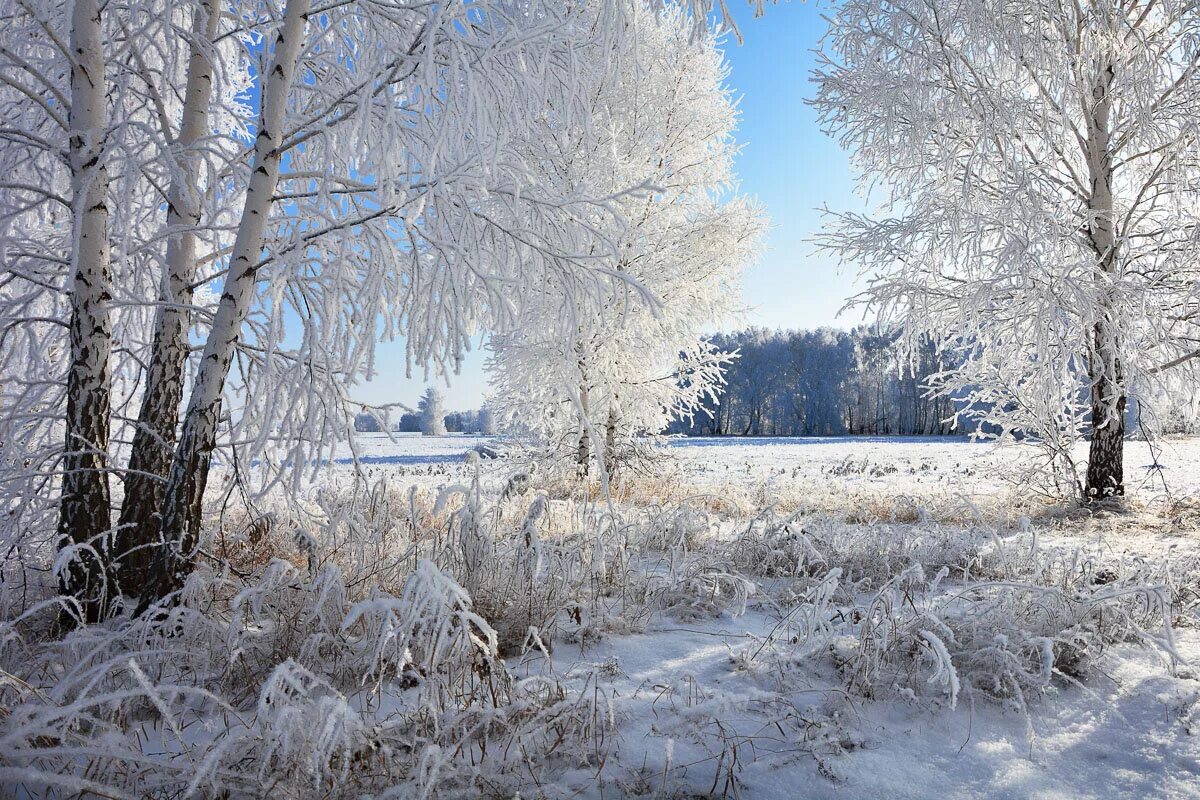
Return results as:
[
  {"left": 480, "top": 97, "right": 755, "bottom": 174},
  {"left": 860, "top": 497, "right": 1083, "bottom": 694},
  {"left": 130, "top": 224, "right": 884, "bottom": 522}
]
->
[
  {"left": 573, "top": 340, "right": 588, "bottom": 472},
  {"left": 603, "top": 401, "right": 618, "bottom": 477},
  {"left": 1083, "top": 60, "right": 1126, "bottom": 500},
  {"left": 141, "top": 0, "right": 311, "bottom": 606},
  {"left": 115, "top": 0, "right": 220, "bottom": 596},
  {"left": 58, "top": 0, "right": 113, "bottom": 622},
  {"left": 576, "top": 383, "right": 591, "bottom": 475}
]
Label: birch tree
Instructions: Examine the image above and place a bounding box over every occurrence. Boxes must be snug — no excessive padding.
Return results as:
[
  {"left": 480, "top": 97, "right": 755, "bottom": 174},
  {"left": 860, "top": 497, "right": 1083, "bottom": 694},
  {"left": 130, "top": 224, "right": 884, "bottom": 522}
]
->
[
  {"left": 0, "top": 0, "right": 756, "bottom": 611},
  {"left": 487, "top": 7, "right": 765, "bottom": 476},
  {"left": 113, "top": 0, "right": 235, "bottom": 596},
  {"left": 814, "top": 0, "right": 1200, "bottom": 500},
  {"left": 0, "top": 0, "right": 231, "bottom": 616},
  {"left": 57, "top": 0, "right": 114, "bottom": 619},
  {"left": 140, "top": 0, "right": 314, "bottom": 604}
]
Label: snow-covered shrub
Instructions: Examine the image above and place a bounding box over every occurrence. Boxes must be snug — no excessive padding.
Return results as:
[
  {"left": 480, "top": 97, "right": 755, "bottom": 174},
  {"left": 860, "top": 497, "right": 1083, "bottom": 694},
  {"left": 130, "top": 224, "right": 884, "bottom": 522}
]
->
[
  {"left": 802, "top": 517, "right": 988, "bottom": 590},
  {"left": 728, "top": 509, "right": 987, "bottom": 591},
  {"left": 643, "top": 554, "right": 756, "bottom": 622},
  {"left": 714, "top": 506, "right": 1182, "bottom": 717},
  {"left": 343, "top": 559, "right": 504, "bottom": 699},
  {"left": 727, "top": 510, "right": 826, "bottom": 579},
  {"left": 838, "top": 560, "right": 1175, "bottom": 711},
  {"left": 190, "top": 661, "right": 371, "bottom": 798},
  {"left": 732, "top": 567, "right": 844, "bottom": 673},
  {"left": 0, "top": 523, "right": 615, "bottom": 799},
  {"left": 641, "top": 501, "right": 718, "bottom": 553}
]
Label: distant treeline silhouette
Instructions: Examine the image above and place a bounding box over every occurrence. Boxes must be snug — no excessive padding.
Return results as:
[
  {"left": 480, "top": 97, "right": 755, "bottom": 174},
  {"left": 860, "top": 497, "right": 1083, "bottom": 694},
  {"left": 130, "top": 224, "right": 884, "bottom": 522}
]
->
[
  {"left": 354, "top": 408, "right": 492, "bottom": 434},
  {"left": 672, "top": 326, "right": 960, "bottom": 437}
]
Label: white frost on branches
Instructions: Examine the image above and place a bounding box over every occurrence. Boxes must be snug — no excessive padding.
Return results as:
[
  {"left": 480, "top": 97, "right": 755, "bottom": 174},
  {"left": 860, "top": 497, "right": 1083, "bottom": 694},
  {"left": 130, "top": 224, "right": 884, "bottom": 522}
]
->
[
  {"left": 0, "top": 0, "right": 762, "bottom": 600},
  {"left": 814, "top": 0, "right": 1200, "bottom": 497},
  {"left": 418, "top": 387, "right": 447, "bottom": 437},
  {"left": 486, "top": 5, "right": 765, "bottom": 475}
]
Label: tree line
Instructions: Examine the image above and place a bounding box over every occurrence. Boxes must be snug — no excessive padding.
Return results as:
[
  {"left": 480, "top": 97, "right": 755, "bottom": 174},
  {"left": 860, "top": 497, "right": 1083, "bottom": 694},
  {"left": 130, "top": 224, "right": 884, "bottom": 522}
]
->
[
  {"left": 671, "top": 326, "right": 959, "bottom": 438},
  {"left": 354, "top": 388, "right": 496, "bottom": 435}
]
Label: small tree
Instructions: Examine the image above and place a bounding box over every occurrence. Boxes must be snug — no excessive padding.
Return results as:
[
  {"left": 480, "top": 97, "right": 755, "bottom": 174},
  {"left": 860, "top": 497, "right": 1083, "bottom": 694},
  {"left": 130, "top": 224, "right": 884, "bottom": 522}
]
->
[
  {"left": 419, "top": 387, "right": 447, "bottom": 436},
  {"left": 476, "top": 406, "right": 497, "bottom": 436}
]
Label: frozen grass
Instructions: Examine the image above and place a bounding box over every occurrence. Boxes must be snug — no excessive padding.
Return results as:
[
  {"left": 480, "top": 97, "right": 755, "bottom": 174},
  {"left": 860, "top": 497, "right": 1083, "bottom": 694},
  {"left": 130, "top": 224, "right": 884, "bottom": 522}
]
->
[{"left": 1, "top": 436, "right": 1198, "bottom": 798}]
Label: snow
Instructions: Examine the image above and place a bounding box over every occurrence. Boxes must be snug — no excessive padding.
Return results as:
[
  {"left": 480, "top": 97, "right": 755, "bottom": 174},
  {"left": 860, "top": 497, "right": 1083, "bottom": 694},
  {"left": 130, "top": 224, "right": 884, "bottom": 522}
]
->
[
  {"left": 330, "top": 432, "right": 491, "bottom": 466},
  {"left": 6, "top": 434, "right": 1199, "bottom": 798},
  {"left": 326, "top": 434, "right": 1200, "bottom": 799},
  {"left": 667, "top": 435, "right": 1196, "bottom": 492},
  {"left": 342, "top": 432, "right": 1200, "bottom": 507},
  {"left": 601, "top": 627, "right": 1192, "bottom": 798},
  {"left": 533, "top": 614, "right": 1200, "bottom": 799}
]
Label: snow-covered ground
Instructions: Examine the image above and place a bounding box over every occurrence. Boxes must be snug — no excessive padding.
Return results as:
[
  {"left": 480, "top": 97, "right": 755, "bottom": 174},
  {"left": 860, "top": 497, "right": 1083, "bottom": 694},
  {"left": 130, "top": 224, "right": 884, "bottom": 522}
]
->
[
  {"left": 330, "top": 433, "right": 1200, "bottom": 799},
  {"left": 329, "top": 431, "right": 491, "bottom": 466},
  {"left": 346, "top": 432, "right": 1200, "bottom": 513},
  {"left": 6, "top": 435, "right": 1198, "bottom": 799},
  {"left": 531, "top": 609, "right": 1198, "bottom": 799}
]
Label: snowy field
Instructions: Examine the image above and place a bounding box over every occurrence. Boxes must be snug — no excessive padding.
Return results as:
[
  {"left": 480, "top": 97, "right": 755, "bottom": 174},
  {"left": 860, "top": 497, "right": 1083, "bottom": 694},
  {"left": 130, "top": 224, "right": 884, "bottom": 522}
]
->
[
  {"left": 321, "top": 433, "right": 1200, "bottom": 799},
  {"left": 347, "top": 432, "right": 1200, "bottom": 511},
  {"left": 6, "top": 435, "right": 1199, "bottom": 799}
]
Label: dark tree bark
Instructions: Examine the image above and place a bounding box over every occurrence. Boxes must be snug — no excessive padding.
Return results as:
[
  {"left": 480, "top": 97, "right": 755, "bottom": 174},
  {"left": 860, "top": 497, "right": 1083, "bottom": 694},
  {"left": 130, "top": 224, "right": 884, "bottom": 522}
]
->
[
  {"left": 58, "top": 0, "right": 113, "bottom": 623},
  {"left": 1082, "top": 60, "right": 1126, "bottom": 501},
  {"left": 114, "top": 1, "right": 221, "bottom": 597}
]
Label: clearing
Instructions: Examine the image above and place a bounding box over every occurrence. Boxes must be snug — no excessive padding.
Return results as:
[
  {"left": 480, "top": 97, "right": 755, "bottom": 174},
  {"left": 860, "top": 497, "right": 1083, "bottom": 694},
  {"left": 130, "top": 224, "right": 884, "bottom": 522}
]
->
[{"left": 4, "top": 435, "right": 1198, "bottom": 799}]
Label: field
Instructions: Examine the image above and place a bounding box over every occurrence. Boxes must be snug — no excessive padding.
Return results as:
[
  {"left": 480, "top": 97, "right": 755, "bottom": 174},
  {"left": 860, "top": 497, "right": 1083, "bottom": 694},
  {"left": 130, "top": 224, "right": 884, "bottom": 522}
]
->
[
  {"left": 329, "top": 435, "right": 1200, "bottom": 797},
  {"left": 3, "top": 435, "right": 1199, "bottom": 799}
]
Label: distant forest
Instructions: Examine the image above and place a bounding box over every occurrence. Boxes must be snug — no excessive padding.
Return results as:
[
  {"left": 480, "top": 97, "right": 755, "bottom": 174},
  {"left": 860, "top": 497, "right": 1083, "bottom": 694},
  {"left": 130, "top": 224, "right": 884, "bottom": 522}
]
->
[
  {"left": 354, "top": 409, "right": 490, "bottom": 434},
  {"left": 672, "top": 326, "right": 960, "bottom": 438},
  {"left": 357, "top": 325, "right": 1196, "bottom": 440},
  {"left": 357, "top": 326, "right": 964, "bottom": 438}
]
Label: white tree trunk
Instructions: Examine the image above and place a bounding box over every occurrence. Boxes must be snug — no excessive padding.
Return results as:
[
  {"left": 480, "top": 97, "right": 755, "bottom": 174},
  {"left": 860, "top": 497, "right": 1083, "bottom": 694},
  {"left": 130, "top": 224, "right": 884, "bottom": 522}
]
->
[
  {"left": 1083, "top": 60, "right": 1126, "bottom": 500},
  {"left": 116, "top": 0, "right": 221, "bottom": 595},
  {"left": 58, "top": 0, "right": 113, "bottom": 621},
  {"left": 576, "top": 343, "right": 591, "bottom": 475},
  {"left": 144, "top": 0, "right": 311, "bottom": 605},
  {"left": 603, "top": 396, "right": 618, "bottom": 477}
]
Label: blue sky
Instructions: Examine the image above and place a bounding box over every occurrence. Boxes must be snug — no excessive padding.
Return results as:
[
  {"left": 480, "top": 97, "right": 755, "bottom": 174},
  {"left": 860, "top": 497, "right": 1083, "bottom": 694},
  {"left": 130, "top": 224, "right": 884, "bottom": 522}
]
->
[{"left": 353, "top": 3, "right": 865, "bottom": 411}]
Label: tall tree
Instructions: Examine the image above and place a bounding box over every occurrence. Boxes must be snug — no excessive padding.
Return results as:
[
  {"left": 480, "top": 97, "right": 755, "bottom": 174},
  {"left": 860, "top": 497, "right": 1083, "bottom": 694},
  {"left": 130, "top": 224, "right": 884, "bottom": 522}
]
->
[
  {"left": 486, "top": 6, "right": 764, "bottom": 475},
  {"left": 143, "top": 0, "right": 315, "bottom": 605},
  {"left": 57, "top": 0, "right": 114, "bottom": 620},
  {"left": 114, "top": 0, "right": 228, "bottom": 595},
  {"left": 814, "top": 0, "right": 1200, "bottom": 500}
]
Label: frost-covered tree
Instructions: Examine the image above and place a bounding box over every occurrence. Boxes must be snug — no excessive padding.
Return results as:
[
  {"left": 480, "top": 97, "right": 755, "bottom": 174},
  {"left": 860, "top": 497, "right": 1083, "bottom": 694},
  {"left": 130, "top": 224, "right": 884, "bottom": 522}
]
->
[
  {"left": 0, "top": 0, "right": 249, "bottom": 617},
  {"left": 814, "top": 0, "right": 1200, "bottom": 500},
  {"left": 487, "top": 6, "right": 764, "bottom": 476},
  {"left": 0, "top": 0, "right": 755, "bottom": 611},
  {"left": 138, "top": 0, "right": 759, "bottom": 605},
  {"left": 476, "top": 406, "right": 497, "bottom": 436},
  {"left": 419, "top": 387, "right": 447, "bottom": 437},
  {"left": 115, "top": 0, "right": 245, "bottom": 597}
]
